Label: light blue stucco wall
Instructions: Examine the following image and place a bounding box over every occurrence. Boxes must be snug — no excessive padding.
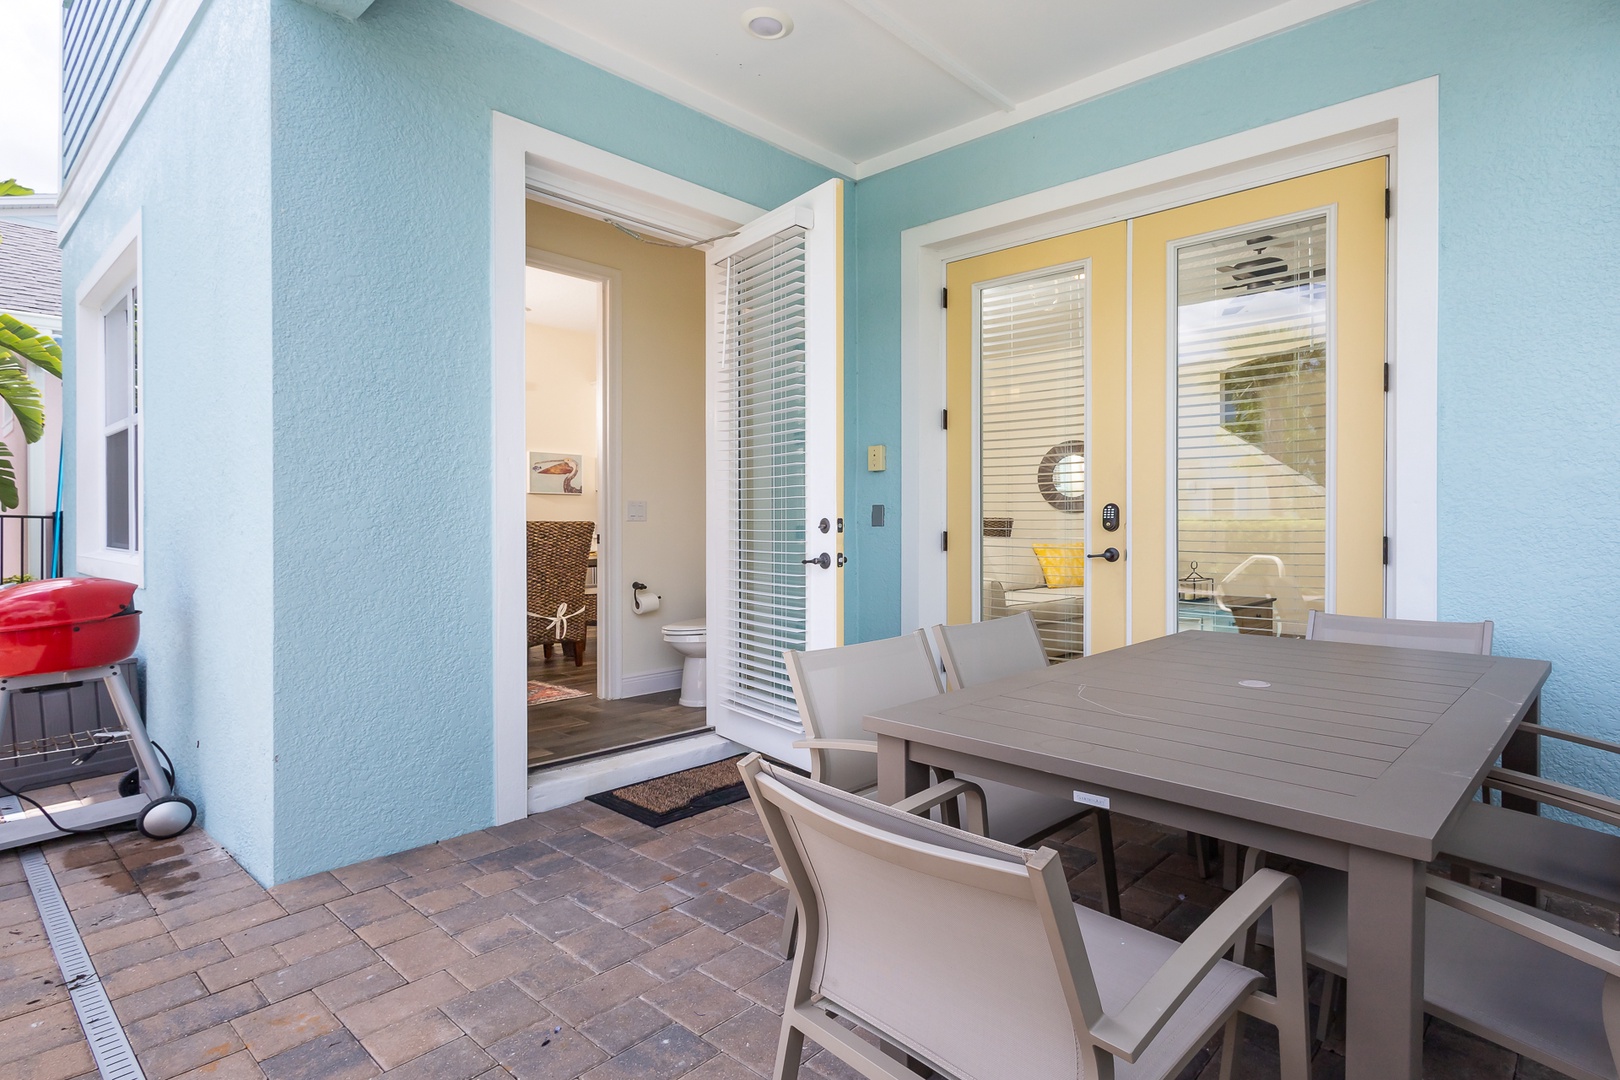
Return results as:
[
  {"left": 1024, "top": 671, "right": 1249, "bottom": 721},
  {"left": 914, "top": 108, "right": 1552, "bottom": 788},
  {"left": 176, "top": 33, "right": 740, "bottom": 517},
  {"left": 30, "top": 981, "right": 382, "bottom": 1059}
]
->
[
  {"left": 843, "top": 0, "right": 1620, "bottom": 785},
  {"left": 60, "top": 0, "right": 277, "bottom": 874},
  {"left": 262, "top": 0, "right": 834, "bottom": 882}
]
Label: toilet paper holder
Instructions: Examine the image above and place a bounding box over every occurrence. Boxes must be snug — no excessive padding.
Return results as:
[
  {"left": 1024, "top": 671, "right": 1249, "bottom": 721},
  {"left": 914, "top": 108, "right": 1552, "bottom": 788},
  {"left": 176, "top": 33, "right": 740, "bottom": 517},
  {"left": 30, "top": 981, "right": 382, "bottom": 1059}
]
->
[{"left": 631, "top": 582, "right": 662, "bottom": 615}]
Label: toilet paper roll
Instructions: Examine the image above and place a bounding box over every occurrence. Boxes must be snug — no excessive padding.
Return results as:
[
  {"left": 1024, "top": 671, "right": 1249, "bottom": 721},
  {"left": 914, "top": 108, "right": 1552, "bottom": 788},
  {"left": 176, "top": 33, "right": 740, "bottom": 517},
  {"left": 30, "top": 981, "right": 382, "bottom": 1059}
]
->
[{"left": 633, "top": 587, "right": 661, "bottom": 615}]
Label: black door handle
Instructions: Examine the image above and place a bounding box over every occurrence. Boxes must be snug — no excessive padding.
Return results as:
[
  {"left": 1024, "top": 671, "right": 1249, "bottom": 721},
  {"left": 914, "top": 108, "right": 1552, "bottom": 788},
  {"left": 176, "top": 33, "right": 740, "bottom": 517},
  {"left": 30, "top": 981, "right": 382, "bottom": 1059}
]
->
[
  {"left": 802, "top": 553, "right": 832, "bottom": 569},
  {"left": 1086, "top": 547, "right": 1122, "bottom": 563}
]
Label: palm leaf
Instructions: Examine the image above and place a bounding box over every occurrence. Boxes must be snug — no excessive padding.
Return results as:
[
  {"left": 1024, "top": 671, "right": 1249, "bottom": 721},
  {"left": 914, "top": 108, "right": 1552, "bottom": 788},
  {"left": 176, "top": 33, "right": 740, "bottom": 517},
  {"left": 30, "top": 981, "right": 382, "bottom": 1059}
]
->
[
  {"left": 0, "top": 358, "right": 44, "bottom": 443},
  {"left": 0, "top": 315, "right": 63, "bottom": 379},
  {"left": 0, "top": 440, "right": 18, "bottom": 511},
  {"left": 0, "top": 180, "right": 34, "bottom": 198}
]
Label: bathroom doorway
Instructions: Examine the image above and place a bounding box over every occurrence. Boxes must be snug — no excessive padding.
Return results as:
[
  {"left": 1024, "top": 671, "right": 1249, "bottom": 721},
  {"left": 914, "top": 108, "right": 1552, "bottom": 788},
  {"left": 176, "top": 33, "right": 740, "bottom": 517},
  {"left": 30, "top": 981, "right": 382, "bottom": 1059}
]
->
[{"left": 523, "top": 201, "right": 709, "bottom": 769}]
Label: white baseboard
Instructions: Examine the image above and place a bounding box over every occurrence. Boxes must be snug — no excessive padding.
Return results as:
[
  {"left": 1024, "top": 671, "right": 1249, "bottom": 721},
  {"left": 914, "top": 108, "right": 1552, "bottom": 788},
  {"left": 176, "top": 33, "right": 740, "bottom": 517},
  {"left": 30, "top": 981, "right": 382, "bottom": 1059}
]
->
[
  {"left": 616, "top": 668, "right": 684, "bottom": 698},
  {"left": 527, "top": 732, "right": 744, "bottom": 814}
]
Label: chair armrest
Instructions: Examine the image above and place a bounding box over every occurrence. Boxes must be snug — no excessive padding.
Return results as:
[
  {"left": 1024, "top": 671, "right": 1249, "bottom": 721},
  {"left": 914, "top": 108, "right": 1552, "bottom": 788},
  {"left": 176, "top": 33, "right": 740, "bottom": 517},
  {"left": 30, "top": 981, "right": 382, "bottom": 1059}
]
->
[
  {"left": 1425, "top": 874, "right": 1620, "bottom": 979},
  {"left": 791, "top": 738, "right": 878, "bottom": 754},
  {"left": 1090, "top": 868, "right": 1306, "bottom": 1062},
  {"left": 1519, "top": 722, "right": 1620, "bottom": 757},
  {"left": 1486, "top": 768, "right": 1620, "bottom": 830},
  {"left": 891, "top": 778, "right": 988, "bottom": 836}
]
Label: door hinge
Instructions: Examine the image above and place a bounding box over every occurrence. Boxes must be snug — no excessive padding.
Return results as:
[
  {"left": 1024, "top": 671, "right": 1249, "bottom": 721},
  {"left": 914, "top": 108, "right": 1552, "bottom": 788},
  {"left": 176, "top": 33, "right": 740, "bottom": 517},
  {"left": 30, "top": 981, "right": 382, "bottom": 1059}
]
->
[
  {"left": 1385, "top": 188, "right": 1392, "bottom": 219},
  {"left": 1383, "top": 362, "right": 1390, "bottom": 392},
  {"left": 941, "top": 409, "right": 948, "bottom": 430},
  {"left": 942, "top": 531, "right": 949, "bottom": 552},
  {"left": 941, "top": 287, "right": 949, "bottom": 309},
  {"left": 1383, "top": 536, "right": 1390, "bottom": 565}
]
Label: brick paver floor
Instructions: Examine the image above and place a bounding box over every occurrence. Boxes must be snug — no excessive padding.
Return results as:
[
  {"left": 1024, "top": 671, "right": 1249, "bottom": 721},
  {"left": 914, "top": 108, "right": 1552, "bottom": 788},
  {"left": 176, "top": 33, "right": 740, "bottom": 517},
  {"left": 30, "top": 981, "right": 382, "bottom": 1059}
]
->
[{"left": 0, "top": 790, "right": 1581, "bottom": 1080}]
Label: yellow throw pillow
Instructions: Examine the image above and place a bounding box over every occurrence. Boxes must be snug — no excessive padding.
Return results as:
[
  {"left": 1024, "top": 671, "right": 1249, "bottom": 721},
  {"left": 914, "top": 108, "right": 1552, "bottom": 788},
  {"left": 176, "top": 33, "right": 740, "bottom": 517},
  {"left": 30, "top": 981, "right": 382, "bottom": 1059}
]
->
[{"left": 1033, "top": 543, "right": 1085, "bottom": 588}]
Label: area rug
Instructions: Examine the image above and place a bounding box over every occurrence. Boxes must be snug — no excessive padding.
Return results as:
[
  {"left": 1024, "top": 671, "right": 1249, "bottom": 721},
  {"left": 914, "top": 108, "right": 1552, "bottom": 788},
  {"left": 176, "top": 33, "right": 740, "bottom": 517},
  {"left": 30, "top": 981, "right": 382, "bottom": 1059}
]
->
[
  {"left": 587, "top": 756, "right": 751, "bottom": 827},
  {"left": 528, "top": 681, "right": 588, "bottom": 706}
]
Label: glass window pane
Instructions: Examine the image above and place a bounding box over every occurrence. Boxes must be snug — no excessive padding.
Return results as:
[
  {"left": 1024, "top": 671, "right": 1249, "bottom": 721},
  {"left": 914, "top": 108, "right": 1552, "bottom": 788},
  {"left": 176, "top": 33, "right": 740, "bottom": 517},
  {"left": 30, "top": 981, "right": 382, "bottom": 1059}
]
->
[
  {"left": 106, "top": 428, "right": 130, "bottom": 550},
  {"left": 980, "top": 269, "right": 1086, "bottom": 659},
  {"left": 1176, "top": 216, "right": 1327, "bottom": 638},
  {"left": 104, "top": 296, "right": 130, "bottom": 425}
]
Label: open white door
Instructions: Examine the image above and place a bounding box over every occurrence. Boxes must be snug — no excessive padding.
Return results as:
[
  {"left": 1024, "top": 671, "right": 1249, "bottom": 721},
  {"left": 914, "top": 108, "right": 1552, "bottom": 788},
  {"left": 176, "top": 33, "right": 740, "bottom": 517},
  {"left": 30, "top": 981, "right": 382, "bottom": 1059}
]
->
[{"left": 706, "top": 178, "right": 844, "bottom": 764}]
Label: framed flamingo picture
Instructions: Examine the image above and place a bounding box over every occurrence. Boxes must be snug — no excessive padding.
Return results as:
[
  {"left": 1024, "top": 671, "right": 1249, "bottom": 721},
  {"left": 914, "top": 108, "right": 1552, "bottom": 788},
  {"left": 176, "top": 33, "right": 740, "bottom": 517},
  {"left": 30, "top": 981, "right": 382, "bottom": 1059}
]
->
[{"left": 529, "top": 452, "right": 584, "bottom": 495}]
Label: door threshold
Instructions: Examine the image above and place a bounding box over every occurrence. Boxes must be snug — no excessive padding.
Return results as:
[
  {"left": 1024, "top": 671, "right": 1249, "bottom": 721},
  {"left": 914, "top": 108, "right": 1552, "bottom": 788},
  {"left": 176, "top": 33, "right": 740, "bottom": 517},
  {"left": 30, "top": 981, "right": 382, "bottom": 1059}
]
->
[
  {"left": 530, "top": 726, "right": 714, "bottom": 773},
  {"left": 526, "top": 730, "right": 745, "bottom": 814}
]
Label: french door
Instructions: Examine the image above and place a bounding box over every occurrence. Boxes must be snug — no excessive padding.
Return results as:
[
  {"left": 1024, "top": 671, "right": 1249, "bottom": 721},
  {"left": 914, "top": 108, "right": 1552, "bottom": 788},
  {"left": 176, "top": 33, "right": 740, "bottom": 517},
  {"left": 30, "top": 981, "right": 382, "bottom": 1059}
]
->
[
  {"left": 706, "top": 179, "right": 844, "bottom": 763},
  {"left": 946, "top": 158, "right": 1387, "bottom": 650}
]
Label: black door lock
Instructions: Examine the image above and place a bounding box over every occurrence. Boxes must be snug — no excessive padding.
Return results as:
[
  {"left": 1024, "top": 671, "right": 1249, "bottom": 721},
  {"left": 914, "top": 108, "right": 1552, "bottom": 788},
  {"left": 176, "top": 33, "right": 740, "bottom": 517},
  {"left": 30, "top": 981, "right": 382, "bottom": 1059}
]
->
[
  {"left": 1086, "top": 547, "right": 1122, "bottom": 563},
  {"left": 802, "top": 553, "right": 832, "bottom": 569}
]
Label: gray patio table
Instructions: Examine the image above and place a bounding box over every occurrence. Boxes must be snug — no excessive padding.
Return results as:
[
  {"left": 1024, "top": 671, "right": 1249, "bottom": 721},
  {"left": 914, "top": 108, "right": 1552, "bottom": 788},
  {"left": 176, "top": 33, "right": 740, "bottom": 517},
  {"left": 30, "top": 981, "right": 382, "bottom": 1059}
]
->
[{"left": 867, "top": 629, "right": 1550, "bottom": 1080}]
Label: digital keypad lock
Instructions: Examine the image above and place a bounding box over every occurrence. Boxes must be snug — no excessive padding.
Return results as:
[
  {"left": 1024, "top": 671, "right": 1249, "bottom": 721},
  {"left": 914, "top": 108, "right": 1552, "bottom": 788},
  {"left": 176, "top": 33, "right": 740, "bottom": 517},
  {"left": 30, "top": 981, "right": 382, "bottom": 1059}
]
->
[{"left": 1101, "top": 503, "right": 1121, "bottom": 532}]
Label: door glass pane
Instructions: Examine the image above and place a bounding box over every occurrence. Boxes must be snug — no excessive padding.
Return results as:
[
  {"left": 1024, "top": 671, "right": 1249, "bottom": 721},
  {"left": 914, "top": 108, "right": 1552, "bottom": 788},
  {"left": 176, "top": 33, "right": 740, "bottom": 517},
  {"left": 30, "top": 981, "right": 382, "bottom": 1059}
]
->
[
  {"left": 106, "top": 428, "right": 130, "bottom": 550},
  {"left": 980, "top": 269, "right": 1086, "bottom": 659},
  {"left": 1175, "top": 216, "right": 1327, "bottom": 638},
  {"left": 717, "top": 227, "right": 808, "bottom": 727}
]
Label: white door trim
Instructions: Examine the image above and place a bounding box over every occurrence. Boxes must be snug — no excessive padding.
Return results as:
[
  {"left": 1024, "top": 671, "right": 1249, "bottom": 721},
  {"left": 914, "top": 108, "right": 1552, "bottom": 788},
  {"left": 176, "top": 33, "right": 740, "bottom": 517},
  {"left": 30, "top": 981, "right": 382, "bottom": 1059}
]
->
[
  {"left": 900, "top": 77, "right": 1439, "bottom": 635},
  {"left": 491, "top": 112, "right": 766, "bottom": 824},
  {"left": 523, "top": 250, "right": 621, "bottom": 702}
]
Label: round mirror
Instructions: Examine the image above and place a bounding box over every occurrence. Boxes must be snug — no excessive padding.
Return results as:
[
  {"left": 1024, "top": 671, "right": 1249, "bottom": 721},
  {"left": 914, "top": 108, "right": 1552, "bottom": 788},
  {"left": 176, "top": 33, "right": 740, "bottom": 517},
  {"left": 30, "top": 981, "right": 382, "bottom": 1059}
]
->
[{"left": 1038, "top": 440, "right": 1086, "bottom": 513}]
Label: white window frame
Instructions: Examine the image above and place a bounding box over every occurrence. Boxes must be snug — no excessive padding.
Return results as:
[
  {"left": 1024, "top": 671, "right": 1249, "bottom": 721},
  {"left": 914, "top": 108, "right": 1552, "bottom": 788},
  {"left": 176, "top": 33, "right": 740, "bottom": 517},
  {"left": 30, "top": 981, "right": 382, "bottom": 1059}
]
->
[{"left": 74, "top": 215, "right": 144, "bottom": 586}]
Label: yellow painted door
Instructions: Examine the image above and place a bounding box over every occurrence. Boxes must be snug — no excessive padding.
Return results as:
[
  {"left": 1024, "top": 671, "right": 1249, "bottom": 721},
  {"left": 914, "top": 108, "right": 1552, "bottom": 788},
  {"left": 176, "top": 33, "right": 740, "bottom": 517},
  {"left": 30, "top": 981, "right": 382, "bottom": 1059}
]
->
[
  {"left": 1130, "top": 157, "right": 1387, "bottom": 640},
  {"left": 944, "top": 158, "right": 1387, "bottom": 651},
  {"left": 945, "top": 223, "right": 1129, "bottom": 657}
]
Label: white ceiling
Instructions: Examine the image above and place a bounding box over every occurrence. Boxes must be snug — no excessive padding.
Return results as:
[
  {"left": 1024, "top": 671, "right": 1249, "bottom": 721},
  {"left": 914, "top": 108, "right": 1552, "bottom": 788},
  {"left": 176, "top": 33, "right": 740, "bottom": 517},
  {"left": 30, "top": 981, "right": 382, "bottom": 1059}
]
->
[
  {"left": 525, "top": 266, "right": 600, "bottom": 333},
  {"left": 455, "top": 0, "right": 1364, "bottom": 177}
]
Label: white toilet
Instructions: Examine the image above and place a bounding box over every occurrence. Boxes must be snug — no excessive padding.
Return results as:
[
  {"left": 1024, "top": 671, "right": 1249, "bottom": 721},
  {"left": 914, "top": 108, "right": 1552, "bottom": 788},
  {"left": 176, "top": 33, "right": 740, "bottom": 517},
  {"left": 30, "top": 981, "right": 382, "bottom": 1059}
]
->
[{"left": 661, "top": 620, "right": 707, "bottom": 708}]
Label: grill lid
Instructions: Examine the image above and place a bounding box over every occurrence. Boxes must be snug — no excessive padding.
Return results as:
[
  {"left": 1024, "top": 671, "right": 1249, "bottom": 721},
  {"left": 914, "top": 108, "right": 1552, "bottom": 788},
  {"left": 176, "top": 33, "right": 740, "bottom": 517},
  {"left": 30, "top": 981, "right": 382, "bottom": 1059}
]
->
[{"left": 0, "top": 577, "right": 138, "bottom": 631}]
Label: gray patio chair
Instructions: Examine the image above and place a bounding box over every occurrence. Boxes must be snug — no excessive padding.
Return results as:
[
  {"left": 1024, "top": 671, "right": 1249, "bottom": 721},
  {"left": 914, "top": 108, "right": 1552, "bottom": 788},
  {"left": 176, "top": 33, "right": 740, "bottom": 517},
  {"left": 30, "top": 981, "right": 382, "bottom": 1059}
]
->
[
  {"left": 774, "top": 631, "right": 992, "bottom": 957},
  {"left": 932, "top": 612, "right": 1122, "bottom": 917},
  {"left": 1304, "top": 610, "right": 1494, "bottom": 653},
  {"left": 738, "top": 753, "right": 1312, "bottom": 1080},
  {"left": 1266, "top": 869, "right": 1620, "bottom": 1080}
]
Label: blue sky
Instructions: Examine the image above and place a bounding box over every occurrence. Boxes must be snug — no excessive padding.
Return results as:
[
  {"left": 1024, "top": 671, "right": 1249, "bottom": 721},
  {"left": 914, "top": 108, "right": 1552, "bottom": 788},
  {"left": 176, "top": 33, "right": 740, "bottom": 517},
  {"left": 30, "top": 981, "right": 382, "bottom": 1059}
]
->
[{"left": 0, "top": 0, "right": 62, "bottom": 193}]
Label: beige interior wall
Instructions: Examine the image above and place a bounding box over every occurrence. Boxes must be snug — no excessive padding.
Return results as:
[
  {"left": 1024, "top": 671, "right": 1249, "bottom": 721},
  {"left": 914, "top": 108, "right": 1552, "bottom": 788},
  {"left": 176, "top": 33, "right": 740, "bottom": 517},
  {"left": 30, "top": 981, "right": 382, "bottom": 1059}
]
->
[
  {"left": 525, "top": 324, "right": 599, "bottom": 523},
  {"left": 525, "top": 200, "right": 706, "bottom": 687}
]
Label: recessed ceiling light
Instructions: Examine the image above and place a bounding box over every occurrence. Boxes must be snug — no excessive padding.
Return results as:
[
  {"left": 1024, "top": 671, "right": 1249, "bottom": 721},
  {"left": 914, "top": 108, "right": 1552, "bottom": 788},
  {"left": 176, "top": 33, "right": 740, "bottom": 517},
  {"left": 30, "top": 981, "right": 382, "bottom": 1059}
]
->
[{"left": 742, "top": 7, "right": 792, "bottom": 40}]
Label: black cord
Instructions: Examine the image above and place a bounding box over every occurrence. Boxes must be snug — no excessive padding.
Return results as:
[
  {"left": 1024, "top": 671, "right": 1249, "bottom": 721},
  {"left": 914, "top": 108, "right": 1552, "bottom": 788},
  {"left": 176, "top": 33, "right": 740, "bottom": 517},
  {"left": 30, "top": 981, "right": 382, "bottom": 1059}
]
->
[
  {"left": 0, "top": 741, "right": 180, "bottom": 836},
  {"left": 0, "top": 773, "right": 109, "bottom": 834}
]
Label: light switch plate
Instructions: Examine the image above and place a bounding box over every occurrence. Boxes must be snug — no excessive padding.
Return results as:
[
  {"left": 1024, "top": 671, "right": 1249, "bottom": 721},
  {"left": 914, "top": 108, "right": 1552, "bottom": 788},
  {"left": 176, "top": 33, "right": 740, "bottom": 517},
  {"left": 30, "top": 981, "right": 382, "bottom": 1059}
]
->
[
  {"left": 867, "top": 444, "right": 887, "bottom": 472},
  {"left": 626, "top": 500, "right": 648, "bottom": 522}
]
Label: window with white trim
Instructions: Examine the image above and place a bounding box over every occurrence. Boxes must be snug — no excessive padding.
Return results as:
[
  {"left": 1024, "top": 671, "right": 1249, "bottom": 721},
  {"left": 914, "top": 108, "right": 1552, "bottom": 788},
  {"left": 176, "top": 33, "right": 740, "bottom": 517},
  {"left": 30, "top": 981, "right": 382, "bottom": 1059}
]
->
[{"left": 75, "top": 220, "right": 143, "bottom": 585}]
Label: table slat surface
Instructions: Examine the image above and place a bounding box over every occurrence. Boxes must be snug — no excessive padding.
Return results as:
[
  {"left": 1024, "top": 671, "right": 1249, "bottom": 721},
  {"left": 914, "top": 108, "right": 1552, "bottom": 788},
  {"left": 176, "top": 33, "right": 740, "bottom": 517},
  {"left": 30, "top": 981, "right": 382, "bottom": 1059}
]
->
[{"left": 866, "top": 630, "right": 1550, "bottom": 860}]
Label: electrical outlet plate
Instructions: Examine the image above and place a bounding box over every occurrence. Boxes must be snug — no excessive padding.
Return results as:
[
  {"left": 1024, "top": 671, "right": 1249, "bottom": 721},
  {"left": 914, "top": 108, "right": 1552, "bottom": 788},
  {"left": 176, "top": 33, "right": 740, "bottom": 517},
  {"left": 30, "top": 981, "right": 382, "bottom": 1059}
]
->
[
  {"left": 626, "top": 500, "right": 648, "bottom": 522},
  {"left": 867, "top": 445, "right": 886, "bottom": 472}
]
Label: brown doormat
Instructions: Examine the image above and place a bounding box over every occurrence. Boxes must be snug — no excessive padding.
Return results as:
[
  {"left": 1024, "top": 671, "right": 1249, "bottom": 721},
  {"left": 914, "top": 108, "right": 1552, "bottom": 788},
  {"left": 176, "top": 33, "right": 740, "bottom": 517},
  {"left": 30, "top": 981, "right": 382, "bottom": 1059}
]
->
[{"left": 588, "top": 756, "right": 751, "bottom": 827}]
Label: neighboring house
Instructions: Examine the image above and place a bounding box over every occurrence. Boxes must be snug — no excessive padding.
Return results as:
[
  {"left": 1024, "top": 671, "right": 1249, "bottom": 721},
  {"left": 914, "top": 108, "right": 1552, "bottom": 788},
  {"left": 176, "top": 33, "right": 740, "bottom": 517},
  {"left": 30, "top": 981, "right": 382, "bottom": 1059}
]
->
[
  {"left": 52, "top": 0, "right": 1620, "bottom": 885},
  {"left": 0, "top": 206, "right": 64, "bottom": 524}
]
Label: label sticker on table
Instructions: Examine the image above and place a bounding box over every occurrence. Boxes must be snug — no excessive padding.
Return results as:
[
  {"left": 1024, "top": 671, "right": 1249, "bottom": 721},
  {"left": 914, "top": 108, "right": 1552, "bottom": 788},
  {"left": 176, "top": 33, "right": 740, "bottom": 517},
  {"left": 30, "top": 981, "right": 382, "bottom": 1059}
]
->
[{"left": 1072, "top": 790, "right": 1110, "bottom": 810}]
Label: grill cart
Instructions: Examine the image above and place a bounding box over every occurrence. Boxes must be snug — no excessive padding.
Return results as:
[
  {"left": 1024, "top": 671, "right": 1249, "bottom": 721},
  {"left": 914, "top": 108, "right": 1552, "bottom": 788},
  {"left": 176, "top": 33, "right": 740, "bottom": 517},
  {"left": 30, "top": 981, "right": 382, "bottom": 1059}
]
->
[{"left": 0, "top": 578, "right": 195, "bottom": 850}]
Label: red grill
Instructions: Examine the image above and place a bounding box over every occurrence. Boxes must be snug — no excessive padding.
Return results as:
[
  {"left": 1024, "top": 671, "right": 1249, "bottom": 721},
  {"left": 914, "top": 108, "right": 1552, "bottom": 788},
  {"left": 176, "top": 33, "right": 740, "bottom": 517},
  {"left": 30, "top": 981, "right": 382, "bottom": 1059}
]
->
[{"left": 0, "top": 578, "right": 141, "bottom": 678}]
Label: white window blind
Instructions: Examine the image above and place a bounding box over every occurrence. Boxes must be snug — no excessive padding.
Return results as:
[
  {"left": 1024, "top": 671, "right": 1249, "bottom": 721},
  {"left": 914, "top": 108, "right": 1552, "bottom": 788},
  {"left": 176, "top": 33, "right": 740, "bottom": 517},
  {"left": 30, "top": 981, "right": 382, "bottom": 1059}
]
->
[
  {"left": 980, "top": 270, "right": 1087, "bottom": 659},
  {"left": 102, "top": 288, "right": 139, "bottom": 553},
  {"left": 1176, "top": 216, "right": 1327, "bottom": 637},
  {"left": 714, "top": 228, "right": 809, "bottom": 728}
]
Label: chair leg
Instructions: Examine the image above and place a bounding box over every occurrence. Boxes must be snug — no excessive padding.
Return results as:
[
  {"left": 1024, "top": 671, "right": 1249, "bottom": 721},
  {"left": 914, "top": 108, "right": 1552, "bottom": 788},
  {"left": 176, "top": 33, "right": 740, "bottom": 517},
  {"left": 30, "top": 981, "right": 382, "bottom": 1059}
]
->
[
  {"left": 542, "top": 642, "right": 553, "bottom": 659},
  {"left": 1217, "top": 1014, "right": 1242, "bottom": 1080},
  {"left": 1193, "top": 833, "right": 1213, "bottom": 879},
  {"left": 772, "top": 1019, "right": 805, "bottom": 1080},
  {"left": 1095, "top": 811, "right": 1121, "bottom": 919},
  {"left": 1316, "top": 972, "right": 1341, "bottom": 1049},
  {"left": 779, "top": 894, "right": 799, "bottom": 959},
  {"left": 571, "top": 638, "right": 586, "bottom": 666}
]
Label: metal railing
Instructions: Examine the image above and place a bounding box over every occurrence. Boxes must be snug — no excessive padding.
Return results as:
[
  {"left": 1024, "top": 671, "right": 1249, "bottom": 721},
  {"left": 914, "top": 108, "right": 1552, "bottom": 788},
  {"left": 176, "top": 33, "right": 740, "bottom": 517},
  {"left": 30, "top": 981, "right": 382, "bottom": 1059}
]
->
[{"left": 0, "top": 514, "right": 62, "bottom": 584}]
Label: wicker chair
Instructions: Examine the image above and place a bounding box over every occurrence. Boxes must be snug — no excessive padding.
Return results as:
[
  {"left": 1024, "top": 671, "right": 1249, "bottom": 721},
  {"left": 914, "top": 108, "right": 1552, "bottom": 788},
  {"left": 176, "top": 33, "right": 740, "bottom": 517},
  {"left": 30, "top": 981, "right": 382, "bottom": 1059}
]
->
[{"left": 527, "top": 521, "right": 594, "bottom": 666}]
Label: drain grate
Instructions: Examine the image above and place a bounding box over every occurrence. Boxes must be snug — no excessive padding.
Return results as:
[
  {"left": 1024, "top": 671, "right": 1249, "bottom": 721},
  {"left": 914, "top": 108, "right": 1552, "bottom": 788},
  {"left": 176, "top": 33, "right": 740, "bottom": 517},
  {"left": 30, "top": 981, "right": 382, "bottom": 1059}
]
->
[{"left": 0, "top": 796, "right": 147, "bottom": 1080}]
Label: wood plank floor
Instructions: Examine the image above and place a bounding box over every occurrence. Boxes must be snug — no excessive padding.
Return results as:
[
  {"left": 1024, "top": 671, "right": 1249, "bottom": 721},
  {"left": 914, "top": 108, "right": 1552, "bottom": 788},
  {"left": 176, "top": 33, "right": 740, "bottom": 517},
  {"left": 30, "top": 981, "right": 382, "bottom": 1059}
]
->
[{"left": 528, "top": 628, "right": 706, "bottom": 768}]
